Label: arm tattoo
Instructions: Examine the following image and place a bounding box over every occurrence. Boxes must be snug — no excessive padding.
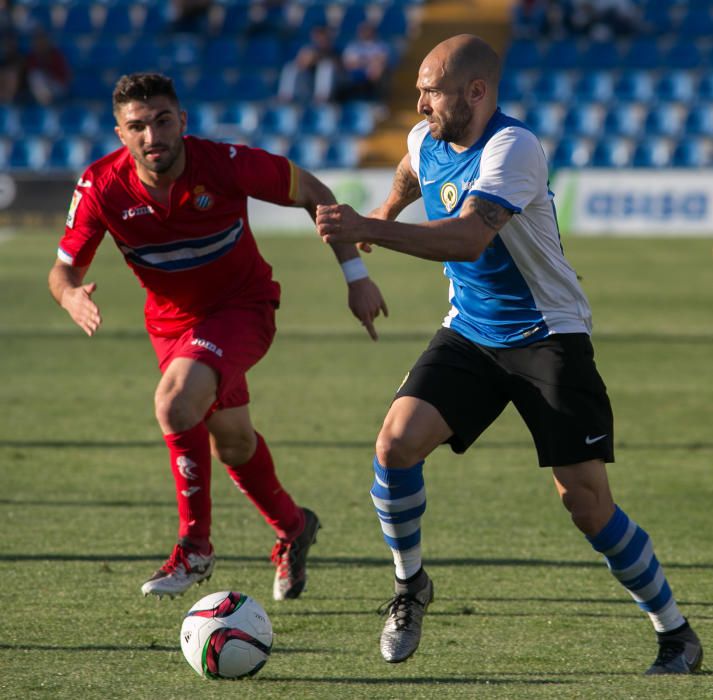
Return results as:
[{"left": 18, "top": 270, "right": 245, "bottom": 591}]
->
[
  {"left": 463, "top": 196, "right": 512, "bottom": 232},
  {"left": 392, "top": 160, "right": 421, "bottom": 206}
]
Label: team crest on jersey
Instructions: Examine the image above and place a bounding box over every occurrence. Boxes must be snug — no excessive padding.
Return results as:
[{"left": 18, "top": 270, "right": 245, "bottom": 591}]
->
[
  {"left": 192, "top": 185, "right": 214, "bottom": 211},
  {"left": 440, "top": 182, "right": 458, "bottom": 212},
  {"left": 66, "top": 190, "right": 83, "bottom": 228}
]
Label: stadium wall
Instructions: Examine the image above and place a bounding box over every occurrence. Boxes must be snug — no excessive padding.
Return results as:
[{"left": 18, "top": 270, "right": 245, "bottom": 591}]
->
[{"left": 2, "top": 170, "right": 712, "bottom": 236}]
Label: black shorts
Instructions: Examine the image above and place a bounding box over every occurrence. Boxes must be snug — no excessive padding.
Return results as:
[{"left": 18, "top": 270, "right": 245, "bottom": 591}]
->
[{"left": 395, "top": 327, "right": 614, "bottom": 467}]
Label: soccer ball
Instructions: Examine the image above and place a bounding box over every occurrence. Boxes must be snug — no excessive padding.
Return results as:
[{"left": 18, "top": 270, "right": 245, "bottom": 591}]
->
[{"left": 180, "top": 591, "right": 273, "bottom": 680}]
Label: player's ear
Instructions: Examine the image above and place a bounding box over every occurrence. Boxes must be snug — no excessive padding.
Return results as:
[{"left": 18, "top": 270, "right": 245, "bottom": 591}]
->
[
  {"left": 114, "top": 124, "right": 126, "bottom": 146},
  {"left": 468, "top": 78, "right": 487, "bottom": 105},
  {"left": 179, "top": 109, "right": 187, "bottom": 134}
]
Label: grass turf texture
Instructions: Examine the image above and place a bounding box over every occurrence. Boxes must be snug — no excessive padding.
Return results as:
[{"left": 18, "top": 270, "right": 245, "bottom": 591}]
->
[{"left": 1, "top": 229, "right": 712, "bottom": 699}]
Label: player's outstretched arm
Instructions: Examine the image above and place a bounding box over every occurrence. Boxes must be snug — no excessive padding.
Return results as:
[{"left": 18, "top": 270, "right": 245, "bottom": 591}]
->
[
  {"left": 316, "top": 194, "right": 513, "bottom": 263},
  {"left": 291, "top": 165, "right": 388, "bottom": 341},
  {"left": 48, "top": 260, "right": 102, "bottom": 337}
]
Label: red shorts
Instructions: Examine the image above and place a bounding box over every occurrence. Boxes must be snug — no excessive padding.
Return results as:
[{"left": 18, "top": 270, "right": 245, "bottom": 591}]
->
[{"left": 149, "top": 301, "right": 277, "bottom": 410}]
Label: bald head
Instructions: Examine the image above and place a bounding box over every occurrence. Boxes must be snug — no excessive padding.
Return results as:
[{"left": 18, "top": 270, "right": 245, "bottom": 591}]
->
[{"left": 422, "top": 34, "right": 501, "bottom": 91}]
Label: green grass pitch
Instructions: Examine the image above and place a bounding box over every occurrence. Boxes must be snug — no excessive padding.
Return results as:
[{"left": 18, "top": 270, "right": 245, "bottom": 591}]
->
[{"left": 1, "top": 228, "right": 712, "bottom": 699}]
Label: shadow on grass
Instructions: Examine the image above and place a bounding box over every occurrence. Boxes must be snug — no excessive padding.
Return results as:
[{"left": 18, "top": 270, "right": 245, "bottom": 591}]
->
[
  {"left": 3, "top": 437, "right": 713, "bottom": 451},
  {"left": 1, "top": 552, "right": 712, "bottom": 575}
]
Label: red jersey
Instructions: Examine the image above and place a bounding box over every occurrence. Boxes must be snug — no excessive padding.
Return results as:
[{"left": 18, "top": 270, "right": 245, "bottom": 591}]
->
[{"left": 58, "top": 136, "right": 296, "bottom": 337}]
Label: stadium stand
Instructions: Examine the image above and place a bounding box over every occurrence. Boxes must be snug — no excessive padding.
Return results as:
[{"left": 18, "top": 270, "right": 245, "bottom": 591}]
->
[
  {"left": 507, "top": 0, "right": 713, "bottom": 168},
  {"left": 2, "top": 0, "right": 710, "bottom": 172},
  {"left": 2, "top": 0, "right": 422, "bottom": 172}
]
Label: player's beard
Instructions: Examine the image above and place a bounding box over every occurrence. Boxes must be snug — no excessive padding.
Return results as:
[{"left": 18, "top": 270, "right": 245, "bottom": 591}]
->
[
  {"left": 430, "top": 93, "right": 473, "bottom": 144},
  {"left": 137, "top": 137, "right": 183, "bottom": 174}
]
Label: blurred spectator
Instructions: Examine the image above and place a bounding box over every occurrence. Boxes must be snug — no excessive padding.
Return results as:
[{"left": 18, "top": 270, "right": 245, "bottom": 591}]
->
[
  {"left": 25, "top": 28, "right": 71, "bottom": 106},
  {"left": 568, "top": 0, "right": 639, "bottom": 39},
  {"left": 169, "top": 0, "right": 213, "bottom": 33},
  {"left": 0, "top": 0, "right": 14, "bottom": 34},
  {"left": 0, "top": 29, "right": 24, "bottom": 104},
  {"left": 336, "top": 22, "right": 391, "bottom": 102},
  {"left": 278, "top": 25, "right": 338, "bottom": 103}
]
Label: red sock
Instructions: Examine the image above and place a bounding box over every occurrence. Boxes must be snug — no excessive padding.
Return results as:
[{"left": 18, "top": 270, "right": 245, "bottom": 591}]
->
[
  {"left": 164, "top": 422, "right": 212, "bottom": 547},
  {"left": 224, "top": 433, "right": 302, "bottom": 540}
]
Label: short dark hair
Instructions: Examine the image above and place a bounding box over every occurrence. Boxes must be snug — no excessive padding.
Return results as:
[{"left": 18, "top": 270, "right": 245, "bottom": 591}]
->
[{"left": 112, "top": 73, "right": 179, "bottom": 115}]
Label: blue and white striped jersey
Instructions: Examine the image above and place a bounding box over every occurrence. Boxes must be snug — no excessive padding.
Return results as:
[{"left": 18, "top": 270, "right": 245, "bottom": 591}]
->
[{"left": 407, "top": 108, "right": 592, "bottom": 348}]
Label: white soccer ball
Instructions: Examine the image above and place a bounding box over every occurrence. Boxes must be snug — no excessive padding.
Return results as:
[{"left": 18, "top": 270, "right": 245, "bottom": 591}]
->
[{"left": 180, "top": 591, "right": 273, "bottom": 680}]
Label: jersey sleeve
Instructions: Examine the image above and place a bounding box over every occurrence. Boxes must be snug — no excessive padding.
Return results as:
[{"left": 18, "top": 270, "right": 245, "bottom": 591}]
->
[
  {"left": 407, "top": 120, "right": 429, "bottom": 179},
  {"left": 229, "top": 144, "right": 297, "bottom": 205},
  {"left": 469, "top": 127, "right": 546, "bottom": 214},
  {"left": 57, "top": 176, "right": 107, "bottom": 267}
]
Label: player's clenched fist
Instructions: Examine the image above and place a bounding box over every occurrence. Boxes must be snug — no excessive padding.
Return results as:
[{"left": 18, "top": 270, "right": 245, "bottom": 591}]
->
[{"left": 316, "top": 203, "right": 365, "bottom": 244}]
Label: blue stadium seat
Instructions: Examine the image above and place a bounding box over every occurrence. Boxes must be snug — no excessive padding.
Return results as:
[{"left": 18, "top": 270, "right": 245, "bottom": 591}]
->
[
  {"left": 336, "top": 5, "right": 368, "bottom": 46},
  {"left": 655, "top": 72, "right": 695, "bottom": 102},
  {"left": 503, "top": 40, "right": 541, "bottom": 70},
  {"left": 203, "top": 38, "right": 242, "bottom": 70},
  {"left": 186, "top": 73, "right": 236, "bottom": 102},
  {"left": 590, "top": 138, "right": 633, "bottom": 168},
  {"left": 24, "top": 5, "right": 54, "bottom": 33},
  {"left": 261, "top": 105, "right": 300, "bottom": 136},
  {"left": 88, "top": 137, "right": 121, "bottom": 164},
  {"left": 140, "top": 4, "right": 169, "bottom": 36},
  {"left": 679, "top": 8, "right": 713, "bottom": 39},
  {"left": 641, "top": 3, "right": 674, "bottom": 34},
  {"left": 563, "top": 104, "right": 603, "bottom": 138},
  {"left": 234, "top": 74, "right": 275, "bottom": 101},
  {"left": 19, "top": 105, "right": 60, "bottom": 137},
  {"left": 664, "top": 41, "right": 702, "bottom": 70},
  {"left": 532, "top": 72, "right": 573, "bottom": 102},
  {"left": 252, "top": 135, "right": 289, "bottom": 157},
  {"left": 59, "top": 4, "right": 97, "bottom": 36},
  {"left": 671, "top": 137, "right": 711, "bottom": 167},
  {"left": 603, "top": 104, "right": 644, "bottom": 137},
  {"left": 378, "top": 4, "right": 409, "bottom": 39},
  {"left": 338, "top": 101, "right": 378, "bottom": 136},
  {"left": 300, "top": 104, "right": 339, "bottom": 136},
  {"left": 685, "top": 105, "right": 713, "bottom": 137},
  {"left": 100, "top": 4, "right": 136, "bottom": 37},
  {"left": 300, "top": 5, "right": 329, "bottom": 34},
  {"left": 524, "top": 104, "right": 563, "bottom": 139},
  {"left": 573, "top": 71, "right": 614, "bottom": 102},
  {"left": 215, "top": 103, "right": 261, "bottom": 137},
  {"left": 0, "top": 106, "right": 20, "bottom": 139},
  {"left": 287, "top": 137, "right": 327, "bottom": 170},
  {"left": 621, "top": 37, "right": 662, "bottom": 69},
  {"left": 86, "top": 38, "right": 127, "bottom": 71},
  {"left": 48, "top": 137, "right": 90, "bottom": 171},
  {"left": 613, "top": 70, "right": 654, "bottom": 102},
  {"left": 70, "top": 70, "right": 115, "bottom": 101},
  {"left": 632, "top": 138, "right": 673, "bottom": 168},
  {"left": 540, "top": 38, "right": 580, "bottom": 69},
  {"left": 243, "top": 36, "right": 283, "bottom": 69},
  {"left": 8, "top": 138, "right": 48, "bottom": 170},
  {"left": 550, "top": 137, "right": 592, "bottom": 169},
  {"left": 57, "top": 106, "right": 100, "bottom": 138},
  {"left": 186, "top": 103, "right": 216, "bottom": 137},
  {"left": 698, "top": 73, "right": 713, "bottom": 101},
  {"left": 644, "top": 104, "right": 685, "bottom": 137},
  {"left": 324, "top": 139, "right": 361, "bottom": 169},
  {"left": 498, "top": 70, "right": 533, "bottom": 102},
  {"left": 121, "top": 40, "right": 162, "bottom": 73},
  {"left": 580, "top": 41, "right": 621, "bottom": 70}
]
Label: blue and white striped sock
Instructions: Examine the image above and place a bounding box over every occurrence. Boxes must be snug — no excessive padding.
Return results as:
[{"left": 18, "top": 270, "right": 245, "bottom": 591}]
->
[
  {"left": 588, "top": 505, "right": 685, "bottom": 633},
  {"left": 370, "top": 457, "right": 426, "bottom": 581}
]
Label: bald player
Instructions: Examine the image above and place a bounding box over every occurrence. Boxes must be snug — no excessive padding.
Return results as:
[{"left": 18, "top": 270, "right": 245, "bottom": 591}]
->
[{"left": 316, "top": 35, "right": 702, "bottom": 674}]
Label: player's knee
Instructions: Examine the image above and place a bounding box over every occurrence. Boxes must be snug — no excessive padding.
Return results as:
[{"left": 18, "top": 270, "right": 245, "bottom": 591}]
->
[
  {"left": 375, "top": 428, "right": 421, "bottom": 468},
  {"left": 154, "top": 388, "right": 202, "bottom": 434},
  {"left": 561, "top": 489, "right": 613, "bottom": 537},
  {"left": 211, "top": 431, "right": 255, "bottom": 466}
]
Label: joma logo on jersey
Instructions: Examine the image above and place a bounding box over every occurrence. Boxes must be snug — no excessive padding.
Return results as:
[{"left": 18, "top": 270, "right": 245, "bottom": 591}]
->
[
  {"left": 191, "top": 337, "right": 223, "bottom": 357},
  {"left": 122, "top": 205, "right": 155, "bottom": 220},
  {"left": 440, "top": 182, "right": 459, "bottom": 212}
]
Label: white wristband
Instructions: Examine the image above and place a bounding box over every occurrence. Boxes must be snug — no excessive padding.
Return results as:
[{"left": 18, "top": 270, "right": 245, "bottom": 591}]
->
[{"left": 341, "top": 257, "right": 369, "bottom": 284}]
